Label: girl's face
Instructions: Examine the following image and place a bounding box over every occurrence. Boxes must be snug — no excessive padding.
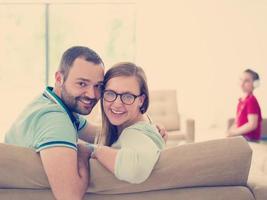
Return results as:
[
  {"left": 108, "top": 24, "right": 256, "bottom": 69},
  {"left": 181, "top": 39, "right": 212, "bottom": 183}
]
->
[
  {"left": 240, "top": 72, "right": 254, "bottom": 94},
  {"left": 103, "top": 76, "right": 145, "bottom": 128}
]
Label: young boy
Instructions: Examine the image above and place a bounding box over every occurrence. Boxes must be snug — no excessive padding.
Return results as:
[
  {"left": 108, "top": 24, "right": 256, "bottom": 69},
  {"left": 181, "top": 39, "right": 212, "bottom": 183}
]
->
[{"left": 227, "top": 69, "right": 262, "bottom": 141}]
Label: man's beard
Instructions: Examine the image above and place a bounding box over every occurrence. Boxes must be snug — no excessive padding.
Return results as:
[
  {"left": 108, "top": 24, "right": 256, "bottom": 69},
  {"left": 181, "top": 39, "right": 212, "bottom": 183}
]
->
[{"left": 61, "top": 85, "right": 98, "bottom": 115}]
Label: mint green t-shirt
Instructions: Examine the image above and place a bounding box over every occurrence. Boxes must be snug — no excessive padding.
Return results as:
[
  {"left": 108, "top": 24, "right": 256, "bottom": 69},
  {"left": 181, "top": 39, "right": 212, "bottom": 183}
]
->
[{"left": 4, "top": 87, "right": 87, "bottom": 152}]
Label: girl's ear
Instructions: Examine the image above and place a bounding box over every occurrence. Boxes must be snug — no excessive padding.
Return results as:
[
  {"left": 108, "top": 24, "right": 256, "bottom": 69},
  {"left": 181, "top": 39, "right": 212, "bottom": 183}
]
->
[
  {"left": 139, "top": 94, "right": 146, "bottom": 114},
  {"left": 138, "top": 94, "right": 146, "bottom": 108}
]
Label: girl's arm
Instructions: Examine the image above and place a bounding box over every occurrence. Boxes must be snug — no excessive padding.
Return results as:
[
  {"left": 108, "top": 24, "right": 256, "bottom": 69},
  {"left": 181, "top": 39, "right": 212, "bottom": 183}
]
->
[
  {"left": 93, "top": 130, "right": 161, "bottom": 184},
  {"left": 92, "top": 146, "right": 118, "bottom": 173}
]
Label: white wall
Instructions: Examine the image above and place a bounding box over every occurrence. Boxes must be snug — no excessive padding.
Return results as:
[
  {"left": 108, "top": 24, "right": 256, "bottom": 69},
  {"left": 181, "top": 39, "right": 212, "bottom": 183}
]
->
[
  {"left": 135, "top": 0, "right": 267, "bottom": 130},
  {"left": 1, "top": 0, "right": 266, "bottom": 141}
]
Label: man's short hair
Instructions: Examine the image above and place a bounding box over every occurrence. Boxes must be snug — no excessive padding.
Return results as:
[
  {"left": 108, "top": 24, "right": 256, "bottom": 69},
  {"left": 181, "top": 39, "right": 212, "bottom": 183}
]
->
[{"left": 59, "top": 46, "right": 104, "bottom": 80}]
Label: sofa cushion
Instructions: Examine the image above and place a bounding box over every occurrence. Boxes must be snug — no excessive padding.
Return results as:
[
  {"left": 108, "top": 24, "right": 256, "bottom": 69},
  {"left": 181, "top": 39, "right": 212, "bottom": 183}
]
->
[
  {"left": 0, "top": 137, "right": 252, "bottom": 195},
  {"left": 0, "top": 186, "right": 255, "bottom": 200},
  {"left": 247, "top": 141, "right": 267, "bottom": 200},
  {"left": 248, "top": 172, "right": 267, "bottom": 200}
]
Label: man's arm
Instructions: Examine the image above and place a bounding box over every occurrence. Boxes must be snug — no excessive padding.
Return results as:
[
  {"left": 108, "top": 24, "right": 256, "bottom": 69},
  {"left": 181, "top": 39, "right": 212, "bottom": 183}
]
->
[
  {"left": 227, "top": 114, "right": 258, "bottom": 137},
  {"left": 40, "top": 147, "right": 89, "bottom": 200},
  {"left": 78, "top": 122, "right": 101, "bottom": 143}
]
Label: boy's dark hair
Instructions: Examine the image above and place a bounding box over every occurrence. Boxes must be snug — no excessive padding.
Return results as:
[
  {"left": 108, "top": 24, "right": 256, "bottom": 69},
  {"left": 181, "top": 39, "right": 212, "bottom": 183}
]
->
[{"left": 244, "top": 69, "right": 260, "bottom": 81}]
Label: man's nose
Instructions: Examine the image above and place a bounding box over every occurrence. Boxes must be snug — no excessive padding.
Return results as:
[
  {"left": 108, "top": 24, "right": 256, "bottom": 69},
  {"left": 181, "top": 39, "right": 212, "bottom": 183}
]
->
[{"left": 84, "top": 85, "right": 97, "bottom": 99}]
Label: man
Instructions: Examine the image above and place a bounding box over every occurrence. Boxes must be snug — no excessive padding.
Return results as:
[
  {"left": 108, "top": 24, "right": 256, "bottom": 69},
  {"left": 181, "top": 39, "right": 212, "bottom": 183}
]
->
[
  {"left": 5, "top": 46, "right": 104, "bottom": 200},
  {"left": 5, "top": 46, "right": 167, "bottom": 200}
]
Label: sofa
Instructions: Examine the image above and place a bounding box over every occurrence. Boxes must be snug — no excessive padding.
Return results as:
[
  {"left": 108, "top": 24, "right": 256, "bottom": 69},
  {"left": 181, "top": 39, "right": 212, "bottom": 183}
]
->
[{"left": 0, "top": 137, "right": 257, "bottom": 200}]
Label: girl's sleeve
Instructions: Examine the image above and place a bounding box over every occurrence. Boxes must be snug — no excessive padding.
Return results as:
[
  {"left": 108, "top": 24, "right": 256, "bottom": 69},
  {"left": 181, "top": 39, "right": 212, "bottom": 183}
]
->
[{"left": 114, "top": 129, "right": 161, "bottom": 184}]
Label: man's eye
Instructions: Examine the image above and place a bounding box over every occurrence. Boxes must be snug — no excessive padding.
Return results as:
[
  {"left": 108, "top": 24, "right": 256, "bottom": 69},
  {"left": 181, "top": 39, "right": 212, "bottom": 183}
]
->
[{"left": 78, "top": 82, "right": 86, "bottom": 87}]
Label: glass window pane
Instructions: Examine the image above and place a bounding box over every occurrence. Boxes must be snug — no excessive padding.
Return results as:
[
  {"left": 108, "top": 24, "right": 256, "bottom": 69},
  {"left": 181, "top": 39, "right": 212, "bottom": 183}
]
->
[
  {"left": 48, "top": 3, "right": 136, "bottom": 85},
  {"left": 0, "top": 5, "right": 45, "bottom": 140}
]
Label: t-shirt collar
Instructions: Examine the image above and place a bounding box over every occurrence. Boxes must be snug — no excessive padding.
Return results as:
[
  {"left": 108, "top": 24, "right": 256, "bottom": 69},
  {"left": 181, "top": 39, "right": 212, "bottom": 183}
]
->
[{"left": 43, "top": 86, "right": 80, "bottom": 129}]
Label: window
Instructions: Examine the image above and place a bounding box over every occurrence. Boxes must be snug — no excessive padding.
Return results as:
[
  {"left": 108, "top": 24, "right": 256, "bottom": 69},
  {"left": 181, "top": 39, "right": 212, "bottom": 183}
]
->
[{"left": 0, "top": 2, "right": 136, "bottom": 140}]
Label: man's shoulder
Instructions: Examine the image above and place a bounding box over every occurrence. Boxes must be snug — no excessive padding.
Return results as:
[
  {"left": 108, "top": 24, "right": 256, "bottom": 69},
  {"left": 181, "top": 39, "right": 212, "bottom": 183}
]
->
[
  {"left": 18, "top": 95, "right": 70, "bottom": 130},
  {"left": 29, "top": 95, "right": 66, "bottom": 116}
]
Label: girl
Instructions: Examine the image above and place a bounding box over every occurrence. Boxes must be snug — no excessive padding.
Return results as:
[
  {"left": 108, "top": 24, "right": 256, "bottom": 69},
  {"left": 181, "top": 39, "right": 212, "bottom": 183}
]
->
[{"left": 90, "top": 62, "right": 165, "bottom": 183}]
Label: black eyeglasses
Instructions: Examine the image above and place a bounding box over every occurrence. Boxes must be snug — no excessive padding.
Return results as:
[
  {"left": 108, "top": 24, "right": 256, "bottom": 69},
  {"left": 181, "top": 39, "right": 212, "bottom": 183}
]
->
[{"left": 103, "top": 90, "right": 142, "bottom": 105}]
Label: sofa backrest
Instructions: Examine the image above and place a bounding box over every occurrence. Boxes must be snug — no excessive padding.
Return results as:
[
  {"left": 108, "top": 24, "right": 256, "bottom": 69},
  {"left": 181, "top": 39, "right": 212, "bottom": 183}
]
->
[
  {"left": 88, "top": 137, "right": 252, "bottom": 194},
  {"left": 261, "top": 119, "right": 267, "bottom": 139},
  {"left": 0, "top": 137, "right": 252, "bottom": 195}
]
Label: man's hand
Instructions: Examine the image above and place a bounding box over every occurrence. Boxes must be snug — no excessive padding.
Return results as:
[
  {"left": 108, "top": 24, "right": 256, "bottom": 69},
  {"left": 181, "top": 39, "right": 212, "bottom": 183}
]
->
[
  {"left": 77, "top": 143, "right": 92, "bottom": 160},
  {"left": 156, "top": 124, "right": 168, "bottom": 143}
]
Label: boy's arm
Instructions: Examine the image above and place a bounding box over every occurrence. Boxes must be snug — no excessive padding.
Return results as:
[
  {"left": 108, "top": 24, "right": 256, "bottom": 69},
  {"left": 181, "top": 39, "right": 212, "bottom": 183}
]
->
[{"left": 227, "top": 114, "right": 258, "bottom": 136}]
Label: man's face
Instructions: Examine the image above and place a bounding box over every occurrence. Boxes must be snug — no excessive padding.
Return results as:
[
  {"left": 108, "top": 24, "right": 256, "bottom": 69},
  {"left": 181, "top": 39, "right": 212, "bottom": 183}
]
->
[{"left": 59, "top": 57, "right": 104, "bottom": 115}]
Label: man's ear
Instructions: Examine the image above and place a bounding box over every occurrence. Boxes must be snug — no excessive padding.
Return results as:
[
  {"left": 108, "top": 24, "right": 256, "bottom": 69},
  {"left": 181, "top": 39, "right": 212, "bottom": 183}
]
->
[{"left": 55, "top": 71, "right": 64, "bottom": 87}]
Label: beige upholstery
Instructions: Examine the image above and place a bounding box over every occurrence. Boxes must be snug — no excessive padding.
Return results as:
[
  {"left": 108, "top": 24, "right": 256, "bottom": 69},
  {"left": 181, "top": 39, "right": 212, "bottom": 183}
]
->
[
  {"left": 87, "top": 137, "right": 251, "bottom": 194},
  {"left": 227, "top": 118, "right": 267, "bottom": 200},
  {"left": 148, "top": 90, "right": 195, "bottom": 145},
  {"left": 0, "top": 137, "right": 254, "bottom": 199},
  {"left": 0, "top": 187, "right": 255, "bottom": 200},
  {"left": 247, "top": 142, "right": 267, "bottom": 200},
  {"left": 261, "top": 119, "right": 267, "bottom": 139},
  {"left": 148, "top": 90, "right": 180, "bottom": 130}
]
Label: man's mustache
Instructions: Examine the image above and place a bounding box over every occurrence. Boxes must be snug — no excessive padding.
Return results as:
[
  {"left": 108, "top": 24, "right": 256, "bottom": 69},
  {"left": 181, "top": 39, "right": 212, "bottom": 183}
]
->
[{"left": 76, "top": 96, "right": 98, "bottom": 104}]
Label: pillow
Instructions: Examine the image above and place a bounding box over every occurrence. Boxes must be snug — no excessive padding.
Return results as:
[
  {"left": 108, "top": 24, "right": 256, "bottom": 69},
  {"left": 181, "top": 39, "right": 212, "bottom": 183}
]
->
[{"left": 0, "top": 137, "right": 252, "bottom": 194}]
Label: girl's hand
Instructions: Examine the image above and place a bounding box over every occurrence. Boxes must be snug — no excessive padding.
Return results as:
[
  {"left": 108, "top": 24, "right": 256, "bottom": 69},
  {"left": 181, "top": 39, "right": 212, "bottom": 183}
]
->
[{"left": 156, "top": 124, "right": 168, "bottom": 143}]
